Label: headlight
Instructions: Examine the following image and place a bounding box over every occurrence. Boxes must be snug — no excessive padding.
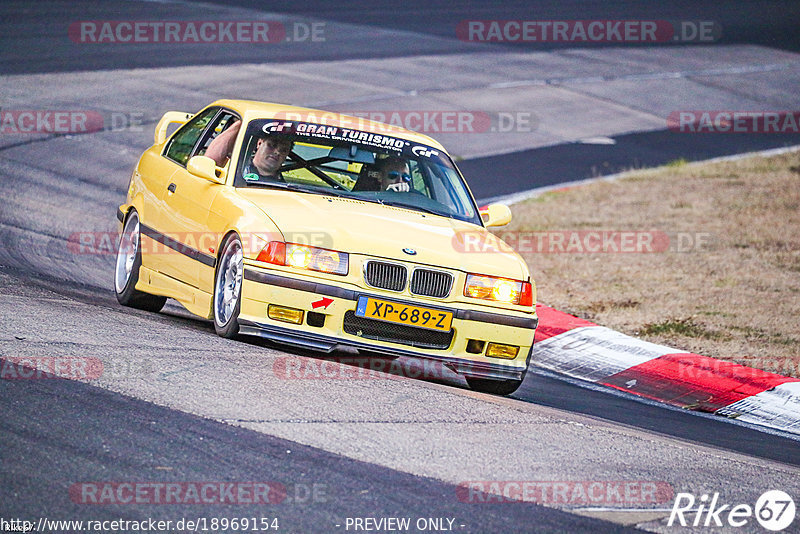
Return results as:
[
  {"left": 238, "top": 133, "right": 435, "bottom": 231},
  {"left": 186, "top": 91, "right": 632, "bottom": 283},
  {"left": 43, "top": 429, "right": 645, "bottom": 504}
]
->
[
  {"left": 257, "top": 242, "right": 348, "bottom": 276},
  {"left": 464, "top": 274, "right": 533, "bottom": 306}
]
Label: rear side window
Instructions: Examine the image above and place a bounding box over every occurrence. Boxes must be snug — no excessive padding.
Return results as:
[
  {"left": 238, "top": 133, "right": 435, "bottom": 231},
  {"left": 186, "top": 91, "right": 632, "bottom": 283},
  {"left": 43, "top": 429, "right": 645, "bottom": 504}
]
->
[{"left": 164, "top": 107, "right": 219, "bottom": 166}]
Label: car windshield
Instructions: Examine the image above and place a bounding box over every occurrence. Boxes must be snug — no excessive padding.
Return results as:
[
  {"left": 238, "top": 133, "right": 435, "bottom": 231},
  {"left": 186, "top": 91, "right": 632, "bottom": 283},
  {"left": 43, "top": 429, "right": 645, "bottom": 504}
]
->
[{"left": 234, "top": 118, "right": 481, "bottom": 225}]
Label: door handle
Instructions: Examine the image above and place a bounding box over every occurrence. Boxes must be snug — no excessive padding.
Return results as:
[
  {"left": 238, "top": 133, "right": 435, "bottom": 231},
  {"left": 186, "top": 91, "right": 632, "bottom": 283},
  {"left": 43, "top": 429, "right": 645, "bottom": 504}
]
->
[{"left": 167, "top": 183, "right": 177, "bottom": 193}]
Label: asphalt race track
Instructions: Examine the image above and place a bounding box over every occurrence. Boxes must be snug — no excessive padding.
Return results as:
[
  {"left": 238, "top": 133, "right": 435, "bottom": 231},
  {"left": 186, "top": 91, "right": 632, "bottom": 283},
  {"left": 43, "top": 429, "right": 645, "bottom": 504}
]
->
[{"left": 1, "top": 1, "right": 799, "bottom": 532}]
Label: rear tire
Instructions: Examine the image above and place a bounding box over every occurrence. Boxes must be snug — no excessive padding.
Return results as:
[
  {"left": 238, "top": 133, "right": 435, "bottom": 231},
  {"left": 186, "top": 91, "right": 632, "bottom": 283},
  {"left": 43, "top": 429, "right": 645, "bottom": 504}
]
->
[
  {"left": 213, "top": 233, "right": 243, "bottom": 338},
  {"left": 114, "top": 211, "right": 167, "bottom": 312}
]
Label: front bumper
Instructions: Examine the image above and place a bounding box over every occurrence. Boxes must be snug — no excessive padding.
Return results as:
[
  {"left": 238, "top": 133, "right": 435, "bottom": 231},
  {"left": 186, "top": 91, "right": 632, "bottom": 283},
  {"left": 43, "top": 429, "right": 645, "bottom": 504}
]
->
[{"left": 239, "top": 266, "right": 537, "bottom": 381}]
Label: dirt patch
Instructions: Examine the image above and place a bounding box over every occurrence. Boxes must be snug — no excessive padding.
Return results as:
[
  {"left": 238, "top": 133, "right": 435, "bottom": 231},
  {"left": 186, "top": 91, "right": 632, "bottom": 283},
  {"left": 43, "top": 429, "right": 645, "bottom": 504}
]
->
[{"left": 503, "top": 150, "right": 800, "bottom": 377}]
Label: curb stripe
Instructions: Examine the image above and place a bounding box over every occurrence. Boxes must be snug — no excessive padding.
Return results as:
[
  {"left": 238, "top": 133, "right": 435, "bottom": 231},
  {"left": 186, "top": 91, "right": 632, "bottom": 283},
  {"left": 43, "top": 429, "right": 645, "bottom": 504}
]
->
[
  {"left": 532, "top": 304, "right": 800, "bottom": 434},
  {"left": 599, "top": 353, "right": 799, "bottom": 412},
  {"left": 534, "top": 305, "right": 595, "bottom": 342},
  {"left": 717, "top": 382, "right": 800, "bottom": 432},
  {"left": 534, "top": 326, "right": 673, "bottom": 382}
]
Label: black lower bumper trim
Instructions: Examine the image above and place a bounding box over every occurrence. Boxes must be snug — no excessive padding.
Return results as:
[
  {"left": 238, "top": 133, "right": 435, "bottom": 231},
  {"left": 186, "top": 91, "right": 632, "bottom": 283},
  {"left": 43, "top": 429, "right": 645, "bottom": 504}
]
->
[{"left": 238, "top": 319, "right": 527, "bottom": 381}]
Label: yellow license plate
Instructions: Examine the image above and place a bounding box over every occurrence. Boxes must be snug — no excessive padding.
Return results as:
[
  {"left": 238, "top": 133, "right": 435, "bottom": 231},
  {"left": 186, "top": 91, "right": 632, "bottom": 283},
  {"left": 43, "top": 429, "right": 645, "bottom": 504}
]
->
[{"left": 355, "top": 297, "right": 453, "bottom": 332}]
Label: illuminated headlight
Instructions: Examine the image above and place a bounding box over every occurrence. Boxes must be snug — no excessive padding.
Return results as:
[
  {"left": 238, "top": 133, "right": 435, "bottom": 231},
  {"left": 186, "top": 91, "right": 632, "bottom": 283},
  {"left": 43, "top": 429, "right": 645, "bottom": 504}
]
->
[
  {"left": 257, "top": 242, "right": 348, "bottom": 275},
  {"left": 286, "top": 244, "right": 348, "bottom": 275},
  {"left": 464, "top": 274, "right": 533, "bottom": 306}
]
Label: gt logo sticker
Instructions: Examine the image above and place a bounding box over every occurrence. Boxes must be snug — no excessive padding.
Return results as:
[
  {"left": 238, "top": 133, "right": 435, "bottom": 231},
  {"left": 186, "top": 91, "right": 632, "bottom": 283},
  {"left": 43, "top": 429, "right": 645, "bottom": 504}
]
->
[
  {"left": 412, "top": 146, "right": 439, "bottom": 158},
  {"left": 262, "top": 121, "right": 292, "bottom": 133}
]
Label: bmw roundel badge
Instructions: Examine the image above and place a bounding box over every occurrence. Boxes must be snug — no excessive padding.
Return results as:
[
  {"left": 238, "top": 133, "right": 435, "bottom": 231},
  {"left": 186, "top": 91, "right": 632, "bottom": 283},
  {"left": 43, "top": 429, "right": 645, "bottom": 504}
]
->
[{"left": 402, "top": 248, "right": 417, "bottom": 256}]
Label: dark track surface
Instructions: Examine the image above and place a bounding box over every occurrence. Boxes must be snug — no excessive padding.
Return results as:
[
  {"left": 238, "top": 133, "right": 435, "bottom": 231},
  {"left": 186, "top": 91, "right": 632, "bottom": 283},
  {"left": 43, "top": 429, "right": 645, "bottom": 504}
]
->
[
  {"left": 462, "top": 130, "right": 800, "bottom": 201},
  {"left": 0, "top": 360, "right": 632, "bottom": 533},
  {"left": 250, "top": 0, "right": 800, "bottom": 52},
  {"left": 520, "top": 370, "right": 800, "bottom": 467},
  {"left": 2, "top": 1, "right": 799, "bottom": 74}
]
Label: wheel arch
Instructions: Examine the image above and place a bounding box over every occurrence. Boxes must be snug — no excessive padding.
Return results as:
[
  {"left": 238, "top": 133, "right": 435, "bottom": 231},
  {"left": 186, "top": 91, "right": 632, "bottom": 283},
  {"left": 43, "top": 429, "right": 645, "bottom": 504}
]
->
[
  {"left": 119, "top": 194, "right": 146, "bottom": 226},
  {"left": 214, "top": 229, "right": 243, "bottom": 266}
]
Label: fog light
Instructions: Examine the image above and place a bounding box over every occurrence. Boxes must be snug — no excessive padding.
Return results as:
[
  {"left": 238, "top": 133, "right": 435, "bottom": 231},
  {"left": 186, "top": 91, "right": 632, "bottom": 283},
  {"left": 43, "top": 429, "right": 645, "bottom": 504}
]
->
[
  {"left": 307, "top": 311, "right": 325, "bottom": 327},
  {"left": 466, "top": 339, "right": 486, "bottom": 354},
  {"left": 485, "top": 343, "right": 519, "bottom": 359},
  {"left": 268, "top": 305, "right": 304, "bottom": 325}
]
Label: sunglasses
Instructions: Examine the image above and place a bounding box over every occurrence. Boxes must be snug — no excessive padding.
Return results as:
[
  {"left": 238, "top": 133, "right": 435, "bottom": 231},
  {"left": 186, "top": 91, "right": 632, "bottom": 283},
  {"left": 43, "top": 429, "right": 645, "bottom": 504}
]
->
[{"left": 386, "top": 171, "right": 411, "bottom": 182}]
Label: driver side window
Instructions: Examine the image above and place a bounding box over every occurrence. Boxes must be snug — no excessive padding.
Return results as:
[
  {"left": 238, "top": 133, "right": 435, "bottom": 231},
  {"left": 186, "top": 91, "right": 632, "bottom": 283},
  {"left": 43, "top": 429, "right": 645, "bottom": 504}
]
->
[{"left": 196, "top": 112, "right": 239, "bottom": 158}]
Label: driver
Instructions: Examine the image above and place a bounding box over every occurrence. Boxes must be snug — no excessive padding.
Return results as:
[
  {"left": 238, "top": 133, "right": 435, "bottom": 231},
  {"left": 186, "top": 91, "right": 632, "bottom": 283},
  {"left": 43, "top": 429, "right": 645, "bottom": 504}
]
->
[
  {"left": 376, "top": 156, "right": 411, "bottom": 192},
  {"left": 205, "top": 121, "right": 293, "bottom": 181},
  {"left": 242, "top": 132, "right": 294, "bottom": 182}
]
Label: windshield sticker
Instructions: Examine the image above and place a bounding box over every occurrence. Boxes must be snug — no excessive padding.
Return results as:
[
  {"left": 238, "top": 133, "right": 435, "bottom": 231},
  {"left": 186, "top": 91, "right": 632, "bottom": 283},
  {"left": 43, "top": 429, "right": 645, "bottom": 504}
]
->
[
  {"left": 260, "top": 120, "right": 410, "bottom": 153},
  {"left": 411, "top": 146, "right": 440, "bottom": 158}
]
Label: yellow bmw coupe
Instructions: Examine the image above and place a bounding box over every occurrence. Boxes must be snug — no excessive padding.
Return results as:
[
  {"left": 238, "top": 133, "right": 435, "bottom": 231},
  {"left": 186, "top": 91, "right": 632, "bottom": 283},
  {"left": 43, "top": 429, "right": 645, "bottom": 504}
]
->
[{"left": 115, "top": 100, "right": 537, "bottom": 394}]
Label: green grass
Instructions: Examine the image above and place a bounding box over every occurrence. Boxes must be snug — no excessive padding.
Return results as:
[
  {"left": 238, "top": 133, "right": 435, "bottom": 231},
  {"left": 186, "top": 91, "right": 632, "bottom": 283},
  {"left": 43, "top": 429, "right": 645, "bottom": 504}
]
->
[
  {"left": 665, "top": 158, "right": 689, "bottom": 167},
  {"left": 641, "top": 318, "right": 726, "bottom": 340}
]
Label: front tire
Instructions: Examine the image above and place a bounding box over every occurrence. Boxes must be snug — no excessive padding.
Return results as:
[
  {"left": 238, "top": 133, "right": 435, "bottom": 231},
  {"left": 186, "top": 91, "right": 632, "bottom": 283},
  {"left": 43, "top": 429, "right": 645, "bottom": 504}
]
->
[
  {"left": 466, "top": 344, "right": 533, "bottom": 395},
  {"left": 213, "top": 233, "right": 243, "bottom": 338},
  {"left": 114, "top": 210, "right": 166, "bottom": 312},
  {"left": 465, "top": 374, "right": 526, "bottom": 396}
]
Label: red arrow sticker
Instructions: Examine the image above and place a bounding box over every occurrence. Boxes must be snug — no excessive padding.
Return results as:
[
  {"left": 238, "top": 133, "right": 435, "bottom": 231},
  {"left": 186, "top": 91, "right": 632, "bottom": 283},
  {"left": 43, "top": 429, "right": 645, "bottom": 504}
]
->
[{"left": 312, "top": 297, "right": 333, "bottom": 310}]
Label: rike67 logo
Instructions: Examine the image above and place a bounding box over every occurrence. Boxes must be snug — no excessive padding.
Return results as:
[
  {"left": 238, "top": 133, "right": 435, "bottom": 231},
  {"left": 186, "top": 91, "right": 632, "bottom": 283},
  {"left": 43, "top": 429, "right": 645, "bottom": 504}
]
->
[{"left": 669, "top": 490, "right": 795, "bottom": 531}]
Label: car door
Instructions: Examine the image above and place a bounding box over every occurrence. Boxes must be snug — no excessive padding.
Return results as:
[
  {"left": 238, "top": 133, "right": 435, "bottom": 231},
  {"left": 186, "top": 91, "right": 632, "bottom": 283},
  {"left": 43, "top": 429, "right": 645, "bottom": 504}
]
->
[
  {"left": 157, "top": 109, "right": 239, "bottom": 289},
  {"left": 136, "top": 111, "right": 214, "bottom": 280}
]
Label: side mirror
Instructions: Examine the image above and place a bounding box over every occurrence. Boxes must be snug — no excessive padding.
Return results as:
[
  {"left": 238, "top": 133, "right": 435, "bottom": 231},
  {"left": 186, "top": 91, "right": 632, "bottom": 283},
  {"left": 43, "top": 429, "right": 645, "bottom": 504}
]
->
[
  {"left": 154, "top": 111, "right": 192, "bottom": 145},
  {"left": 187, "top": 155, "right": 225, "bottom": 184},
  {"left": 480, "top": 203, "right": 513, "bottom": 227}
]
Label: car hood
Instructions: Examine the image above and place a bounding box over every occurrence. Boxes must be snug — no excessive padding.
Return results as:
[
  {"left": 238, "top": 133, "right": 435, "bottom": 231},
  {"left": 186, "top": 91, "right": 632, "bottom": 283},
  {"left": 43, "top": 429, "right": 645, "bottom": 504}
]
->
[{"left": 236, "top": 189, "right": 528, "bottom": 280}]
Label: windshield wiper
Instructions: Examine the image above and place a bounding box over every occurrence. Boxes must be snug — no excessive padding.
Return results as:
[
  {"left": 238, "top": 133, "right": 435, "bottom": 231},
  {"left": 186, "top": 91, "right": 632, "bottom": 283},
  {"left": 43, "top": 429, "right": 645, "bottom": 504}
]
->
[
  {"left": 379, "top": 200, "right": 446, "bottom": 217},
  {"left": 245, "top": 180, "right": 292, "bottom": 189},
  {"left": 246, "top": 180, "right": 348, "bottom": 197}
]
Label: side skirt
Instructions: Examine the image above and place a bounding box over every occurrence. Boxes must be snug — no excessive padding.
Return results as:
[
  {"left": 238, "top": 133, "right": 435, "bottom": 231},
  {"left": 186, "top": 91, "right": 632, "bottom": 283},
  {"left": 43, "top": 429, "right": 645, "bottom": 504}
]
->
[{"left": 137, "top": 266, "right": 213, "bottom": 319}]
